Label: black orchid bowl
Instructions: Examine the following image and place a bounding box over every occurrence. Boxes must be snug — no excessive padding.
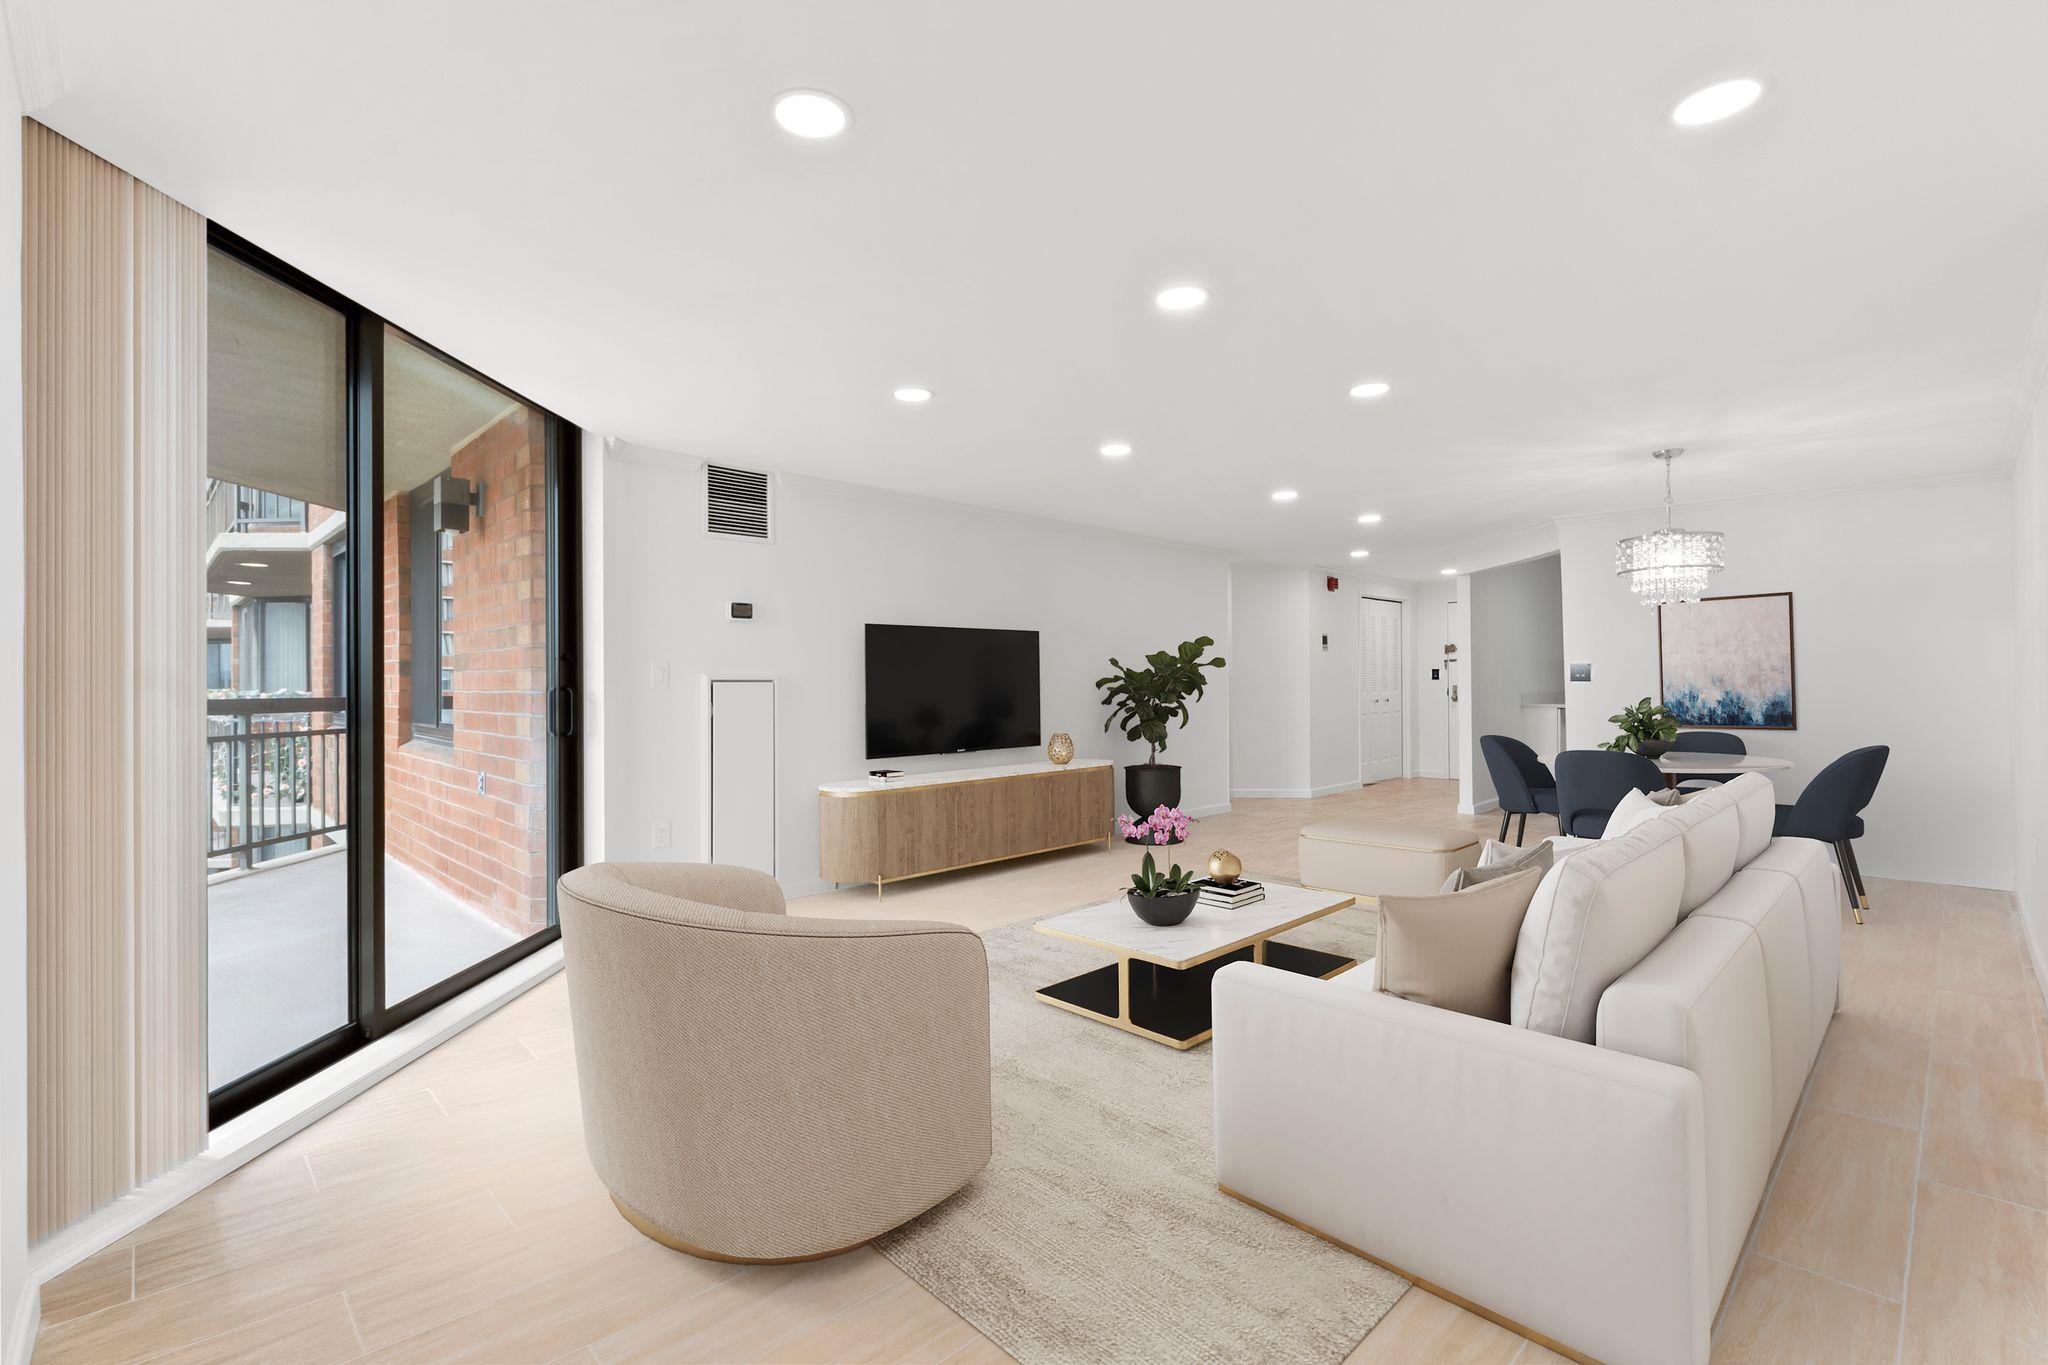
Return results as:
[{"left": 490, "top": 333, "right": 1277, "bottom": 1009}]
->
[
  {"left": 1128, "top": 889, "right": 1197, "bottom": 927},
  {"left": 1124, "top": 835, "right": 1186, "bottom": 847}
]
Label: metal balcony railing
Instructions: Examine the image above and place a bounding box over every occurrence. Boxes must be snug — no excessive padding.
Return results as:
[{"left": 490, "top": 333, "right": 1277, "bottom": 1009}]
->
[
  {"left": 206, "top": 481, "right": 308, "bottom": 541},
  {"left": 208, "top": 694, "right": 347, "bottom": 871}
]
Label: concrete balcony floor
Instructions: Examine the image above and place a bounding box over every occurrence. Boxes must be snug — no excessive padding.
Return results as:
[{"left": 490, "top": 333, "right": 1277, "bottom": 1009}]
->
[{"left": 207, "top": 846, "right": 520, "bottom": 1090}]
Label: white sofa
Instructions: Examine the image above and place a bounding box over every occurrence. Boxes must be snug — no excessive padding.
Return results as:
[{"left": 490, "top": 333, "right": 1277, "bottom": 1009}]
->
[{"left": 1212, "top": 774, "right": 1842, "bottom": 1365}]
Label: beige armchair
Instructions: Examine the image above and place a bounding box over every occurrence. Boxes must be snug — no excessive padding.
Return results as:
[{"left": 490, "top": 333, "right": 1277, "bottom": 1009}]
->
[{"left": 556, "top": 862, "right": 992, "bottom": 1263}]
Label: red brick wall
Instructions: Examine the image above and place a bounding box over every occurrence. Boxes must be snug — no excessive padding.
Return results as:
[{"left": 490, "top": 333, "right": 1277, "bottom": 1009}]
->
[
  {"left": 382, "top": 409, "right": 551, "bottom": 935},
  {"left": 305, "top": 509, "right": 342, "bottom": 848}
]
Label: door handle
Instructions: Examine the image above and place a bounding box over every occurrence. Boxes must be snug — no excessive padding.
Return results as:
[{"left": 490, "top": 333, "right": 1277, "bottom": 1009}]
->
[{"left": 1450, "top": 684, "right": 1459, "bottom": 702}]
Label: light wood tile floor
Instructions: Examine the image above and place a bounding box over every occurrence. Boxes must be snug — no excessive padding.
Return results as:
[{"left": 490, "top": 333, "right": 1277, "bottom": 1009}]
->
[{"left": 34, "top": 782, "right": 2047, "bottom": 1364}]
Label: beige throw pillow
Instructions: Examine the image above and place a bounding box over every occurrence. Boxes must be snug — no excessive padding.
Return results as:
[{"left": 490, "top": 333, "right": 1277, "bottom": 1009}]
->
[
  {"left": 1444, "top": 838, "right": 1553, "bottom": 891},
  {"left": 1376, "top": 865, "right": 1546, "bottom": 1022}
]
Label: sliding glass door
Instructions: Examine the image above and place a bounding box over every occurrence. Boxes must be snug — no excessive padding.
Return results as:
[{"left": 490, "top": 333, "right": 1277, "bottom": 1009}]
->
[
  {"left": 204, "top": 245, "right": 352, "bottom": 1092},
  {"left": 379, "top": 326, "right": 560, "bottom": 1006},
  {"left": 205, "top": 229, "right": 579, "bottom": 1124}
]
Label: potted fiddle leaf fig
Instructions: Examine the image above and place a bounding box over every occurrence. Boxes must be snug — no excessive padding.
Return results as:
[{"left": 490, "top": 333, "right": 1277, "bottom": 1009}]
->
[
  {"left": 1127, "top": 849, "right": 1198, "bottom": 927},
  {"left": 1601, "top": 696, "right": 1680, "bottom": 757},
  {"left": 1096, "top": 636, "right": 1226, "bottom": 815}
]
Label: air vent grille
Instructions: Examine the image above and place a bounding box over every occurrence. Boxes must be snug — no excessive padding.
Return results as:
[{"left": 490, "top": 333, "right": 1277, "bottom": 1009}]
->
[{"left": 706, "top": 464, "right": 771, "bottom": 540}]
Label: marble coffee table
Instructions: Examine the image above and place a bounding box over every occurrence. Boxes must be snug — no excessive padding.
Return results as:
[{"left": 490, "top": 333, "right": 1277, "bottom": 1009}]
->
[{"left": 1033, "top": 880, "right": 1357, "bottom": 1049}]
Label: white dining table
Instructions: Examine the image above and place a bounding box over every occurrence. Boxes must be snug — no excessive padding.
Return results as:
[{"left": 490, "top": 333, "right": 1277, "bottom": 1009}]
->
[{"left": 1653, "top": 751, "right": 1792, "bottom": 787}]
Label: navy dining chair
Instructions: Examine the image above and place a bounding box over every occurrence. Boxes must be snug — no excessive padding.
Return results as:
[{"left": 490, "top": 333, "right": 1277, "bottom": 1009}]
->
[
  {"left": 1773, "top": 745, "right": 1889, "bottom": 925},
  {"left": 1553, "top": 750, "right": 1664, "bottom": 839},
  {"left": 1479, "top": 735, "right": 1558, "bottom": 845},
  {"left": 1670, "top": 730, "right": 1747, "bottom": 788}
]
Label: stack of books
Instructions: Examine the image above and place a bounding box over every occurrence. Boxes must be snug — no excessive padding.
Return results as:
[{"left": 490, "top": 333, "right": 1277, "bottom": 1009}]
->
[
  {"left": 1195, "top": 877, "right": 1264, "bottom": 910},
  {"left": 866, "top": 769, "right": 905, "bottom": 786}
]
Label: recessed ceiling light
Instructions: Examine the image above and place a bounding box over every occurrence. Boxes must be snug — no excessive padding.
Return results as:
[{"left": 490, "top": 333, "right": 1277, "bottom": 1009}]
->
[
  {"left": 1671, "top": 78, "right": 1763, "bottom": 127},
  {"left": 1099, "top": 442, "right": 1132, "bottom": 459},
  {"left": 772, "top": 90, "right": 850, "bottom": 139},
  {"left": 1440, "top": 568, "right": 1458, "bottom": 576},
  {"left": 1270, "top": 488, "right": 1299, "bottom": 503},
  {"left": 1154, "top": 284, "right": 1209, "bottom": 313},
  {"left": 1349, "top": 549, "right": 1370, "bottom": 559},
  {"left": 1356, "top": 513, "right": 1383, "bottom": 525},
  {"left": 226, "top": 579, "right": 252, "bottom": 587},
  {"left": 236, "top": 560, "right": 269, "bottom": 569},
  {"left": 893, "top": 386, "right": 933, "bottom": 404},
  {"left": 1348, "top": 381, "right": 1392, "bottom": 400}
]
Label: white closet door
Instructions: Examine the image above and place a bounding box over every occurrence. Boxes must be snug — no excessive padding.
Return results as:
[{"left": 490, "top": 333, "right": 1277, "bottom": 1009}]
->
[
  {"left": 1359, "top": 598, "right": 1404, "bottom": 784},
  {"left": 709, "top": 679, "right": 777, "bottom": 874}
]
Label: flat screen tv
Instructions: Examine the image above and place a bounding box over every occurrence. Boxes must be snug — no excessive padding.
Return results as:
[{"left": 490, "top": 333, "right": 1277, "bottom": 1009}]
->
[{"left": 865, "top": 624, "right": 1041, "bottom": 760}]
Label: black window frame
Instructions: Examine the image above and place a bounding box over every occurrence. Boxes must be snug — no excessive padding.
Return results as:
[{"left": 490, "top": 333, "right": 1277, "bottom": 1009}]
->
[
  {"left": 407, "top": 475, "right": 456, "bottom": 745},
  {"left": 204, "top": 222, "right": 581, "bottom": 1128}
]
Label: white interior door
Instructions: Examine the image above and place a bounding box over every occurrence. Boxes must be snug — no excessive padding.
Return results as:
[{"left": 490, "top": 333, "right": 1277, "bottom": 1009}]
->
[
  {"left": 709, "top": 678, "right": 776, "bottom": 875},
  {"left": 1359, "top": 597, "right": 1403, "bottom": 783},
  {"left": 1444, "top": 600, "right": 1460, "bottom": 781}
]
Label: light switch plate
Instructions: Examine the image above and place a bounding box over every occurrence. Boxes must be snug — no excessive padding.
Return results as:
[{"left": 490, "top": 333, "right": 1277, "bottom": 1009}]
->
[
  {"left": 1569, "top": 662, "right": 1593, "bottom": 682},
  {"left": 650, "top": 820, "right": 671, "bottom": 849},
  {"left": 650, "top": 662, "right": 670, "bottom": 689}
]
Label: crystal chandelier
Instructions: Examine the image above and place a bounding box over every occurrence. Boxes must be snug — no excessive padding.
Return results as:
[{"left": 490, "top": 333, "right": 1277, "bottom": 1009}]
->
[{"left": 1615, "top": 448, "right": 1724, "bottom": 607}]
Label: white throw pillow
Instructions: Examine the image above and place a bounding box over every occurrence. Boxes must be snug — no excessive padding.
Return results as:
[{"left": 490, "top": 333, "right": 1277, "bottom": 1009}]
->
[
  {"left": 1602, "top": 786, "right": 1690, "bottom": 840},
  {"left": 1510, "top": 817, "right": 1688, "bottom": 1041}
]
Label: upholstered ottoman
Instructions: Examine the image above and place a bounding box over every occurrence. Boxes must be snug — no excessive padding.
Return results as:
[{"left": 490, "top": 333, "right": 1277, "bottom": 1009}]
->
[{"left": 1297, "top": 820, "right": 1482, "bottom": 898}]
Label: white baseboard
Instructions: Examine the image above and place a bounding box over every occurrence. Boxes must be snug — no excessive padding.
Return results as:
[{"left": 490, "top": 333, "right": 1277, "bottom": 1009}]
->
[
  {"left": 4, "top": 1283, "right": 38, "bottom": 1365},
  {"left": 2020, "top": 893, "right": 2048, "bottom": 999},
  {"left": 26, "top": 944, "right": 563, "bottom": 1296},
  {"left": 1232, "top": 786, "right": 1362, "bottom": 800},
  {"left": 1458, "top": 796, "right": 1499, "bottom": 817}
]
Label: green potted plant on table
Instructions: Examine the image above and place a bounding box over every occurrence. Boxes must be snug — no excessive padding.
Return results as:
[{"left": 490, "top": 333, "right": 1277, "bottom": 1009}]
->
[
  {"left": 1127, "top": 850, "right": 1198, "bottom": 927},
  {"left": 1601, "top": 696, "right": 1680, "bottom": 757},
  {"left": 1095, "top": 636, "right": 1226, "bottom": 815}
]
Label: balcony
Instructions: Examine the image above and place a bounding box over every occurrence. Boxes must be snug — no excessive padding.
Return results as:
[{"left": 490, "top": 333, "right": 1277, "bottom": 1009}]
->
[
  {"left": 204, "top": 480, "right": 337, "bottom": 601},
  {"left": 206, "top": 696, "right": 518, "bottom": 1089}
]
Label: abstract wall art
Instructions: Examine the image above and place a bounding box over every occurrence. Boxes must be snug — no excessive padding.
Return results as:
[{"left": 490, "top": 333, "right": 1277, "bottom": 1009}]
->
[{"left": 1657, "top": 591, "right": 1796, "bottom": 729}]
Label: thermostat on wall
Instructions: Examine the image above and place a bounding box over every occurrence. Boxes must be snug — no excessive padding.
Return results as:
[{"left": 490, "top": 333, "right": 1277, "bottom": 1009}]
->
[{"left": 730, "top": 602, "right": 754, "bottom": 620}]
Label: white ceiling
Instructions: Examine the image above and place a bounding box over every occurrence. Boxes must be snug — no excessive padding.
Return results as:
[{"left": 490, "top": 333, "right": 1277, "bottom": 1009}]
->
[{"left": 31, "top": 1, "right": 2048, "bottom": 579}]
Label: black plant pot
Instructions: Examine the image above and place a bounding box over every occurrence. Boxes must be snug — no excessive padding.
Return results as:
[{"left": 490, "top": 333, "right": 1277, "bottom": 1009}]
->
[
  {"left": 1125, "top": 762, "right": 1182, "bottom": 817},
  {"left": 1638, "top": 739, "right": 1676, "bottom": 759},
  {"left": 1128, "top": 889, "right": 1197, "bottom": 927}
]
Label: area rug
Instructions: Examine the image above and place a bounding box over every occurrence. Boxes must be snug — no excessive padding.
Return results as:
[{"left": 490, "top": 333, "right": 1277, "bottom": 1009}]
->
[{"left": 875, "top": 907, "right": 1407, "bottom": 1365}]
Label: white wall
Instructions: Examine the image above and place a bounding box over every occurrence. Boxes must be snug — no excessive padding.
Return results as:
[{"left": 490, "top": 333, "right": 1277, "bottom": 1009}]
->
[
  {"left": 578, "top": 430, "right": 607, "bottom": 864},
  {"left": 1466, "top": 555, "right": 1564, "bottom": 808},
  {"left": 2013, "top": 378, "right": 2048, "bottom": 981},
  {"left": 595, "top": 444, "right": 1234, "bottom": 892},
  {"left": 1, "top": 78, "right": 33, "bottom": 1365},
  {"left": 1228, "top": 565, "right": 1426, "bottom": 797},
  {"left": 1558, "top": 476, "right": 2015, "bottom": 888}
]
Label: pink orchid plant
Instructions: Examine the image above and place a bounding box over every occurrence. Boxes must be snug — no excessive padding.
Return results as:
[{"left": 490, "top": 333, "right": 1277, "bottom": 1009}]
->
[{"left": 1118, "top": 804, "right": 1193, "bottom": 846}]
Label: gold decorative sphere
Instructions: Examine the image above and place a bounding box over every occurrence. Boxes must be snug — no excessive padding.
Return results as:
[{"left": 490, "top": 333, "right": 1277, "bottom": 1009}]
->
[
  {"left": 1046, "top": 732, "right": 1075, "bottom": 765},
  {"left": 1207, "top": 849, "right": 1243, "bottom": 884}
]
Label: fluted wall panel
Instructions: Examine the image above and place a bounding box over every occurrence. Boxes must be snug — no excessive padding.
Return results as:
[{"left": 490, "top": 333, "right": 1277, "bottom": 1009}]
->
[{"left": 23, "top": 119, "right": 207, "bottom": 1242}]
